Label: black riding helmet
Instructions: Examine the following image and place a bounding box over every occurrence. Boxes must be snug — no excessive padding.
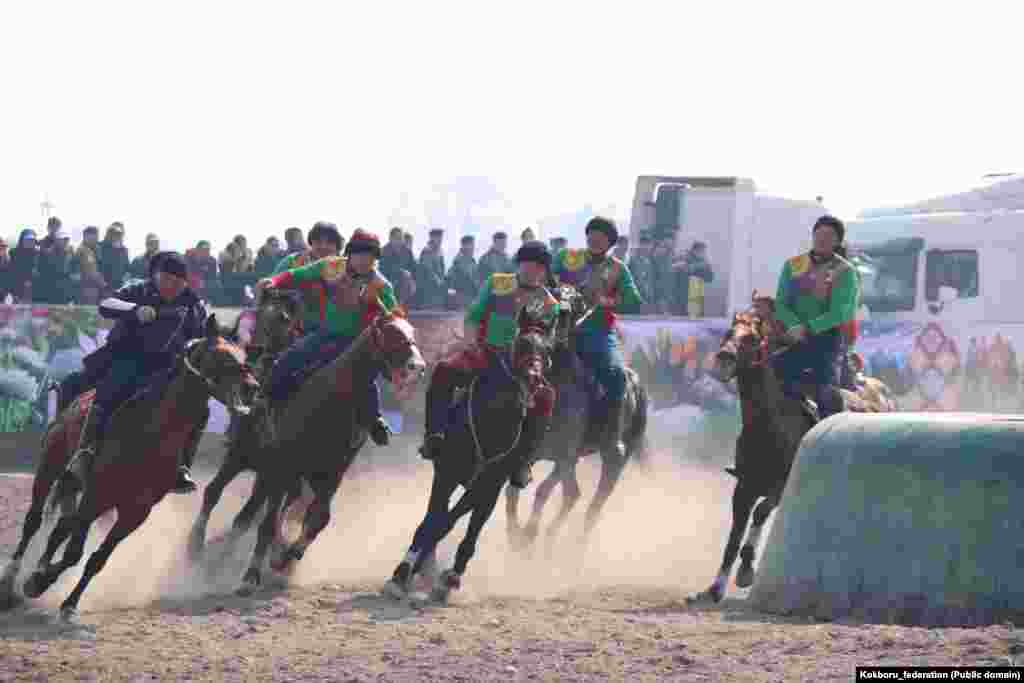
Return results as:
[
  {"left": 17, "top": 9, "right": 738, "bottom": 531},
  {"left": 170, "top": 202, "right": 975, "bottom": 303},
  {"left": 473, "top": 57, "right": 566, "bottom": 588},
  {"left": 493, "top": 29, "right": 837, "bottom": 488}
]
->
[
  {"left": 584, "top": 216, "right": 619, "bottom": 247},
  {"left": 149, "top": 251, "right": 189, "bottom": 280},
  {"left": 308, "top": 221, "right": 343, "bottom": 251},
  {"left": 515, "top": 240, "right": 552, "bottom": 269}
]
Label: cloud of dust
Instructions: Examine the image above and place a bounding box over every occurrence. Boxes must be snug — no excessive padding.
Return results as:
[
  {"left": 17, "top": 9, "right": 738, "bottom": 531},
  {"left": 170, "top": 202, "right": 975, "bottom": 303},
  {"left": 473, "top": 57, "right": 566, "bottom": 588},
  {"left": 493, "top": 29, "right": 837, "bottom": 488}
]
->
[{"left": 20, "top": 428, "right": 754, "bottom": 613}]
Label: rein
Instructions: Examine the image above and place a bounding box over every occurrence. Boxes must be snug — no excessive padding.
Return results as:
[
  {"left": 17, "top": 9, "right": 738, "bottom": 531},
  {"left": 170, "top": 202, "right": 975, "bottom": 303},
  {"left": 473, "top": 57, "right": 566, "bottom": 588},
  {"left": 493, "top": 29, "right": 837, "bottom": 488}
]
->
[{"left": 464, "top": 351, "right": 529, "bottom": 490}]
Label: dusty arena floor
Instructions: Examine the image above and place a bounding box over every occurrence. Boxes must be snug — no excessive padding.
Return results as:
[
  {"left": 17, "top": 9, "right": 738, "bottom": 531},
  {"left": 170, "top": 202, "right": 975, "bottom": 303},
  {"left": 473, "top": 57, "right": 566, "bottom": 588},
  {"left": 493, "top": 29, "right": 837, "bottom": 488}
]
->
[{"left": 0, "top": 441, "right": 1019, "bottom": 682}]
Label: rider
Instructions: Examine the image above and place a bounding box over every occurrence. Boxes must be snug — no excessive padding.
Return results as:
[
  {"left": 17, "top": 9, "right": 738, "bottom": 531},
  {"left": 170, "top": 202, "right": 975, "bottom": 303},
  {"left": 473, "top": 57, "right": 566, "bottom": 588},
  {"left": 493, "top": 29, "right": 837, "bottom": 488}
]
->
[
  {"left": 773, "top": 214, "right": 860, "bottom": 420},
  {"left": 420, "top": 240, "right": 560, "bottom": 489},
  {"left": 272, "top": 220, "right": 344, "bottom": 336},
  {"left": 551, "top": 216, "right": 643, "bottom": 458},
  {"left": 66, "top": 251, "right": 209, "bottom": 495},
  {"left": 257, "top": 228, "right": 395, "bottom": 446}
]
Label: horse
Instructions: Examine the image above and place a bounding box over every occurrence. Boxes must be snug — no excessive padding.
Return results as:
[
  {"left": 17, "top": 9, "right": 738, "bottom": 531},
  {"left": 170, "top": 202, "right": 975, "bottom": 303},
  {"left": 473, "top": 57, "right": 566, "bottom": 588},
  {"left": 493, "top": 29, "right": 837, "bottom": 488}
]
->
[
  {"left": 504, "top": 284, "right": 649, "bottom": 553},
  {"left": 688, "top": 295, "right": 895, "bottom": 604},
  {"left": 207, "top": 309, "right": 425, "bottom": 594},
  {"left": 187, "top": 287, "right": 303, "bottom": 562},
  {"left": 382, "top": 332, "right": 554, "bottom": 603},
  {"left": 6, "top": 315, "right": 258, "bottom": 620}
]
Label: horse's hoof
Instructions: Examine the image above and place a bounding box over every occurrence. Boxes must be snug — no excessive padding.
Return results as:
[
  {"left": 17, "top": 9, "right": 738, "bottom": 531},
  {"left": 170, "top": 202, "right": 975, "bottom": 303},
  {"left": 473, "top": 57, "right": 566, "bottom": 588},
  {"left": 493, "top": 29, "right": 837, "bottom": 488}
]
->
[
  {"left": 236, "top": 569, "right": 261, "bottom": 596},
  {"left": 187, "top": 535, "right": 206, "bottom": 563},
  {"left": 686, "top": 585, "right": 724, "bottom": 606},
  {"left": 59, "top": 605, "right": 78, "bottom": 623},
  {"left": 735, "top": 563, "right": 755, "bottom": 589},
  {"left": 0, "top": 572, "right": 21, "bottom": 611},
  {"left": 22, "top": 571, "right": 47, "bottom": 599},
  {"left": 382, "top": 578, "right": 409, "bottom": 601}
]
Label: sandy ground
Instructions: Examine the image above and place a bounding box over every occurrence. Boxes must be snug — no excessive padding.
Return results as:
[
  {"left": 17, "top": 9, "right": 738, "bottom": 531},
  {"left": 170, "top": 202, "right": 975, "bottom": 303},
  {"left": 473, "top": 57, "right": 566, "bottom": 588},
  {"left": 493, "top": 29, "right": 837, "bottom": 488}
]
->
[{"left": 0, "top": 439, "right": 1020, "bottom": 682}]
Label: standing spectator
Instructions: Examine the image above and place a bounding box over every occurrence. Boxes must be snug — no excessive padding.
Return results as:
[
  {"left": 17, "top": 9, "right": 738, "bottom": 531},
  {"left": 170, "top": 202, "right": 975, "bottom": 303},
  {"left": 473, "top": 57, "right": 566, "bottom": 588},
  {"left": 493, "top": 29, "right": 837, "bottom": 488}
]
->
[
  {"left": 549, "top": 236, "right": 567, "bottom": 254},
  {"left": 650, "top": 237, "right": 676, "bottom": 315},
  {"left": 274, "top": 221, "right": 341, "bottom": 273},
  {"left": 417, "top": 228, "right": 447, "bottom": 309},
  {"left": 446, "top": 235, "right": 478, "bottom": 307},
  {"left": 254, "top": 236, "right": 284, "bottom": 277},
  {"left": 0, "top": 238, "right": 12, "bottom": 302},
  {"left": 38, "top": 216, "right": 63, "bottom": 253},
  {"left": 521, "top": 227, "right": 536, "bottom": 245},
  {"left": 220, "top": 235, "right": 256, "bottom": 306},
  {"left": 72, "top": 226, "right": 106, "bottom": 304},
  {"left": 614, "top": 235, "right": 629, "bottom": 262},
  {"left": 98, "top": 224, "right": 130, "bottom": 295},
  {"left": 36, "top": 228, "right": 75, "bottom": 303},
  {"left": 129, "top": 233, "right": 161, "bottom": 280},
  {"left": 185, "top": 240, "right": 219, "bottom": 303},
  {"left": 627, "top": 232, "right": 655, "bottom": 313},
  {"left": 403, "top": 231, "right": 414, "bottom": 256},
  {"left": 9, "top": 229, "right": 40, "bottom": 302},
  {"left": 477, "top": 231, "right": 513, "bottom": 285},
  {"left": 283, "top": 227, "right": 305, "bottom": 256},
  {"left": 380, "top": 227, "right": 418, "bottom": 305},
  {"left": 671, "top": 241, "right": 714, "bottom": 317}
]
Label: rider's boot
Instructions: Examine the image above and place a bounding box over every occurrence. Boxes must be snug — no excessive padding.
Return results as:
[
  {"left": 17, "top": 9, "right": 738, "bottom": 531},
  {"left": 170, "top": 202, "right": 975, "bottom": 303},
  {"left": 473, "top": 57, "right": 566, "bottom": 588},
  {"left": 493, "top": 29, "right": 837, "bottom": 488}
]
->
[
  {"left": 815, "top": 383, "right": 841, "bottom": 421},
  {"left": 361, "top": 377, "right": 391, "bottom": 446},
  {"left": 172, "top": 417, "right": 204, "bottom": 494},
  {"left": 600, "top": 392, "right": 627, "bottom": 460},
  {"left": 420, "top": 367, "right": 456, "bottom": 461},
  {"left": 508, "top": 413, "right": 551, "bottom": 489},
  {"left": 578, "top": 393, "right": 606, "bottom": 455},
  {"left": 65, "top": 404, "right": 105, "bottom": 495}
]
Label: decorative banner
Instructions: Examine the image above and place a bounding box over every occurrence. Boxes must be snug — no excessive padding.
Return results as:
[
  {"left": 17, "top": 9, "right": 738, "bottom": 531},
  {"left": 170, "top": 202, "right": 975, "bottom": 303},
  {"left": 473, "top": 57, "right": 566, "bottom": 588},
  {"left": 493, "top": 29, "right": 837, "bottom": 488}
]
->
[{"left": 0, "top": 305, "right": 1019, "bottom": 437}]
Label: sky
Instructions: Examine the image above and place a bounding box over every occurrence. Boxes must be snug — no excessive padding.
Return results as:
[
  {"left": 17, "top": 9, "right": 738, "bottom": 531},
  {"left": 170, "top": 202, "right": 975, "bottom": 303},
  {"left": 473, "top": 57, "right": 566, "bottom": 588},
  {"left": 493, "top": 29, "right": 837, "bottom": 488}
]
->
[{"left": 1, "top": 2, "right": 1021, "bottom": 256}]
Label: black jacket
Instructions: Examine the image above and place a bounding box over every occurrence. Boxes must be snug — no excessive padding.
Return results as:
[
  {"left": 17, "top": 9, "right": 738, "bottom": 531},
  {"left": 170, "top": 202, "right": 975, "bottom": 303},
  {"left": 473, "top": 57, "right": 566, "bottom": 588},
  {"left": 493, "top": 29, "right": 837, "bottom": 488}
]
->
[{"left": 95, "top": 280, "right": 208, "bottom": 367}]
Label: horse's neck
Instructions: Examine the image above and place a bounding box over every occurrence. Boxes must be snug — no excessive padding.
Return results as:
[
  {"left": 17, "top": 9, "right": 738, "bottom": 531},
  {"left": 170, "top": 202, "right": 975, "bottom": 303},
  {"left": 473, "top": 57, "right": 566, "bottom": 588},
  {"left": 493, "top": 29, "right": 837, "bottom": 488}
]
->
[
  {"left": 323, "top": 328, "right": 375, "bottom": 393},
  {"left": 154, "top": 364, "right": 210, "bottom": 426},
  {"left": 736, "top": 365, "right": 792, "bottom": 428}
]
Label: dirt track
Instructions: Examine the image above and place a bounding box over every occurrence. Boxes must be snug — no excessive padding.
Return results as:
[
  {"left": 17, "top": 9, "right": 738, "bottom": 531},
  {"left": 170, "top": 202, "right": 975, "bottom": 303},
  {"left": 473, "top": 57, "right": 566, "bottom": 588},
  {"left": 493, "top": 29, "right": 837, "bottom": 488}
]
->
[{"left": 0, "top": 442, "right": 1019, "bottom": 682}]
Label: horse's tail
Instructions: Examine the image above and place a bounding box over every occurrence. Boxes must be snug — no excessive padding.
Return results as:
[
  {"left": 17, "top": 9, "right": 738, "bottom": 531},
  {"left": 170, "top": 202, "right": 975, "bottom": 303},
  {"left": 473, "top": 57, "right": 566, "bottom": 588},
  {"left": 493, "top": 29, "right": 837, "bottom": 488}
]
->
[{"left": 625, "top": 377, "right": 651, "bottom": 471}]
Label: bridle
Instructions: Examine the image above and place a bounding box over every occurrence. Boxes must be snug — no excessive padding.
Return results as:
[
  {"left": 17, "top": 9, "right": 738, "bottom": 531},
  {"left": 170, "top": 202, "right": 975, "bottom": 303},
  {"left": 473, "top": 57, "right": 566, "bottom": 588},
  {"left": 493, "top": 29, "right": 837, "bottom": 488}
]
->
[{"left": 182, "top": 338, "right": 258, "bottom": 397}]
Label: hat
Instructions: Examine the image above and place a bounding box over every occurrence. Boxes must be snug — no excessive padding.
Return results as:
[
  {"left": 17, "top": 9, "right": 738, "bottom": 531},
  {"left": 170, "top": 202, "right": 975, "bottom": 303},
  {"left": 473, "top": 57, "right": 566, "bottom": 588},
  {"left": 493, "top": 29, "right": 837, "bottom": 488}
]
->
[
  {"left": 153, "top": 251, "right": 188, "bottom": 279},
  {"left": 515, "top": 240, "right": 552, "bottom": 268},
  {"left": 812, "top": 215, "right": 845, "bottom": 243},
  {"left": 344, "top": 229, "right": 382, "bottom": 258},
  {"left": 429, "top": 228, "right": 444, "bottom": 237},
  {"left": 584, "top": 216, "right": 619, "bottom": 246},
  {"left": 460, "top": 235, "right": 475, "bottom": 244},
  {"left": 308, "top": 221, "right": 342, "bottom": 249},
  {"left": 493, "top": 231, "right": 508, "bottom": 240},
  {"left": 145, "top": 233, "right": 159, "bottom": 243}
]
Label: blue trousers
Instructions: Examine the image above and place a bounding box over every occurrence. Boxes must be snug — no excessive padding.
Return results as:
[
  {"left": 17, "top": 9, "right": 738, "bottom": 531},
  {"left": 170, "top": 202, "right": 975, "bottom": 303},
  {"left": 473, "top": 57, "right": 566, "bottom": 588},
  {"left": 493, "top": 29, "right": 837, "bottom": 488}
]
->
[
  {"left": 268, "top": 329, "right": 381, "bottom": 419},
  {"left": 575, "top": 329, "right": 627, "bottom": 403},
  {"left": 93, "top": 356, "right": 166, "bottom": 439},
  {"left": 772, "top": 329, "right": 842, "bottom": 418}
]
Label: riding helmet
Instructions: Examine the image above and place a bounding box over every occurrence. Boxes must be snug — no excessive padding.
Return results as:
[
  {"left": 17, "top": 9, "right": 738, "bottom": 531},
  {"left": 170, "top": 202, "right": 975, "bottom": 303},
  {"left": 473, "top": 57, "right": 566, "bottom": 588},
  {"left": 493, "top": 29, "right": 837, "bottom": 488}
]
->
[
  {"left": 584, "top": 216, "right": 619, "bottom": 246},
  {"left": 515, "top": 240, "right": 552, "bottom": 268},
  {"left": 344, "top": 228, "right": 382, "bottom": 258},
  {"left": 308, "top": 221, "right": 343, "bottom": 250},
  {"left": 812, "top": 215, "right": 845, "bottom": 243},
  {"left": 152, "top": 251, "right": 189, "bottom": 280}
]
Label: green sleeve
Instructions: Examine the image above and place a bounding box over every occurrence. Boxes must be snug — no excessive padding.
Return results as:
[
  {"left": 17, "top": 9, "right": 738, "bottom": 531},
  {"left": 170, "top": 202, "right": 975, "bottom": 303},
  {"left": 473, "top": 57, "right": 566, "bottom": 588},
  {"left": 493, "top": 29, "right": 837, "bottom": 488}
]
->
[
  {"left": 808, "top": 266, "right": 859, "bottom": 335},
  {"left": 774, "top": 261, "right": 801, "bottom": 330},
  {"left": 286, "top": 258, "right": 329, "bottom": 284},
  {"left": 466, "top": 276, "right": 494, "bottom": 327},
  {"left": 551, "top": 249, "right": 565, "bottom": 276},
  {"left": 616, "top": 263, "right": 644, "bottom": 306},
  {"left": 271, "top": 254, "right": 294, "bottom": 275},
  {"left": 378, "top": 280, "right": 398, "bottom": 312}
]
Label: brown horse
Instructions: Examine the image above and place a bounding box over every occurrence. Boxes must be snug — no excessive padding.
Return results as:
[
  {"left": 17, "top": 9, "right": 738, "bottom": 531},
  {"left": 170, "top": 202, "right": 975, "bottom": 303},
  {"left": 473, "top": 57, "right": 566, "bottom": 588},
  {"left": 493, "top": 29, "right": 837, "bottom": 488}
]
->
[
  {"left": 187, "top": 287, "right": 302, "bottom": 562},
  {"left": 215, "top": 310, "right": 425, "bottom": 594},
  {"left": 689, "top": 296, "right": 894, "bottom": 604},
  {"left": 9, "top": 315, "right": 258, "bottom": 620}
]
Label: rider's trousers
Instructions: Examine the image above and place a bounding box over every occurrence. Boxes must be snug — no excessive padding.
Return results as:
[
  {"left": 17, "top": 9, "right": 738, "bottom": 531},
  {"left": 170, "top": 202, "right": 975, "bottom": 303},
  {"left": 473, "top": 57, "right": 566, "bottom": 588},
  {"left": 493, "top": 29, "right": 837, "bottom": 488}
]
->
[{"left": 772, "top": 328, "right": 842, "bottom": 418}]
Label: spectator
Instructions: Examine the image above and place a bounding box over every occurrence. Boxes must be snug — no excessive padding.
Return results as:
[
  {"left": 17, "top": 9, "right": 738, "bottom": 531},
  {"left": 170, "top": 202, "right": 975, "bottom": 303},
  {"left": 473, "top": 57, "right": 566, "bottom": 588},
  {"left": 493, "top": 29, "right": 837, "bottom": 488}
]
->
[
  {"left": 477, "top": 231, "right": 513, "bottom": 285},
  {"left": 219, "top": 235, "right": 255, "bottom": 273},
  {"left": 650, "top": 237, "right": 676, "bottom": 315},
  {"left": 254, "top": 236, "right": 284, "bottom": 277},
  {"left": 273, "top": 221, "right": 341, "bottom": 273},
  {"left": 9, "top": 229, "right": 40, "bottom": 302},
  {"left": 403, "top": 231, "right": 414, "bottom": 256},
  {"left": 521, "top": 227, "right": 536, "bottom": 245},
  {"left": 627, "top": 232, "right": 655, "bottom": 312},
  {"left": 72, "top": 226, "right": 106, "bottom": 304},
  {"left": 283, "top": 227, "right": 305, "bottom": 256},
  {"left": 185, "top": 240, "right": 220, "bottom": 302},
  {"left": 98, "top": 224, "right": 130, "bottom": 295},
  {"left": 549, "top": 236, "right": 567, "bottom": 254},
  {"left": 671, "top": 241, "right": 714, "bottom": 317},
  {"left": 38, "top": 216, "right": 62, "bottom": 253},
  {"left": 417, "top": 228, "right": 447, "bottom": 309},
  {"left": 0, "top": 237, "right": 12, "bottom": 302},
  {"left": 36, "top": 228, "right": 75, "bottom": 303},
  {"left": 614, "top": 234, "right": 629, "bottom": 262},
  {"left": 129, "top": 233, "right": 161, "bottom": 280},
  {"left": 447, "top": 234, "right": 478, "bottom": 307},
  {"left": 380, "top": 227, "right": 417, "bottom": 305}
]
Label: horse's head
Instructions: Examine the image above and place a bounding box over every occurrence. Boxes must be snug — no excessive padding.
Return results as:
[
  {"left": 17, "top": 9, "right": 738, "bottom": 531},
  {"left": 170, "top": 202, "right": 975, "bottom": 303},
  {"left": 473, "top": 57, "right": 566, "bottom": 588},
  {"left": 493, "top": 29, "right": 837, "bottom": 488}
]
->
[
  {"left": 512, "top": 332, "right": 552, "bottom": 386},
  {"left": 184, "top": 314, "right": 261, "bottom": 416},
  {"left": 250, "top": 287, "right": 302, "bottom": 357},
  {"left": 716, "top": 309, "right": 767, "bottom": 382},
  {"left": 370, "top": 310, "right": 426, "bottom": 396},
  {"left": 551, "top": 284, "right": 588, "bottom": 350}
]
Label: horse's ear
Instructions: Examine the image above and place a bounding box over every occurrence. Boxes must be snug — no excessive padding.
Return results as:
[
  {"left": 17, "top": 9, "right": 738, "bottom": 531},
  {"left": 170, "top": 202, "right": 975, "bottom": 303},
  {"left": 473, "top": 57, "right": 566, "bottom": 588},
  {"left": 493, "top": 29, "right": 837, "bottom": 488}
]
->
[{"left": 205, "top": 314, "right": 219, "bottom": 339}]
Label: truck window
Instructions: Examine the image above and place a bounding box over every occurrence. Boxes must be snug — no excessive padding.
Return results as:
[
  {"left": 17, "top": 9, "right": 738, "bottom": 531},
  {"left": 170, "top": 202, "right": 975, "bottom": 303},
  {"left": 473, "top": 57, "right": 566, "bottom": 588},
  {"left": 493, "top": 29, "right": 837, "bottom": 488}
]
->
[
  {"left": 925, "top": 250, "right": 979, "bottom": 301},
  {"left": 850, "top": 247, "right": 918, "bottom": 313}
]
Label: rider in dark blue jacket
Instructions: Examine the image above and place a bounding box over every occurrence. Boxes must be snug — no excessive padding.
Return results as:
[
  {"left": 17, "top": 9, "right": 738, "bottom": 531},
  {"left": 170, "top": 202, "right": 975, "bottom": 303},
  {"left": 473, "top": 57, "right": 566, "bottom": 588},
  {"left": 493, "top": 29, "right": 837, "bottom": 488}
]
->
[{"left": 66, "top": 251, "right": 209, "bottom": 494}]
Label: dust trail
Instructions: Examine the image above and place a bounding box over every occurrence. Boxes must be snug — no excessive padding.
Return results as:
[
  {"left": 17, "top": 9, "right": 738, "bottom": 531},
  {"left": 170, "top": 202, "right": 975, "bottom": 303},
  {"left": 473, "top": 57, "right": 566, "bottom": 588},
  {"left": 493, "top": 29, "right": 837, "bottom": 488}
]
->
[{"left": 5, "top": 429, "right": 756, "bottom": 613}]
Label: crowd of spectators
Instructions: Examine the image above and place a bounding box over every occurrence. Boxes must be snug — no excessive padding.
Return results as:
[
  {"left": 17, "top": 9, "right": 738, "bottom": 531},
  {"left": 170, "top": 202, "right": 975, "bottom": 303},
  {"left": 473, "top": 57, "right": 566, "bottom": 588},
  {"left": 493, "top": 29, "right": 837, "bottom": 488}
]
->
[{"left": 0, "top": 218, "right": 715, "bottom": 315}]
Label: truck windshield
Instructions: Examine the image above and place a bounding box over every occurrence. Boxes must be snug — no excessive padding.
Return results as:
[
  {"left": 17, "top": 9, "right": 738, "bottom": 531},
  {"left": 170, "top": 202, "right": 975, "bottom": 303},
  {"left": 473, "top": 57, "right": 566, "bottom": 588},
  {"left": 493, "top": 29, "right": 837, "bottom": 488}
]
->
[{"left": 849, "top": 238, "right": 923, "bottom": 313}]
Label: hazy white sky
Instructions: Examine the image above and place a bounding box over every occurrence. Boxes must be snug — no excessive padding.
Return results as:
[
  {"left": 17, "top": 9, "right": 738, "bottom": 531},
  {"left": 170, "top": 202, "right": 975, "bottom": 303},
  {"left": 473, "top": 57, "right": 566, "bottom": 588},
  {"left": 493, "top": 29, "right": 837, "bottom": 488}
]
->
[{"left": 1, "top": 2, "right": 1020, "bottom": 254}]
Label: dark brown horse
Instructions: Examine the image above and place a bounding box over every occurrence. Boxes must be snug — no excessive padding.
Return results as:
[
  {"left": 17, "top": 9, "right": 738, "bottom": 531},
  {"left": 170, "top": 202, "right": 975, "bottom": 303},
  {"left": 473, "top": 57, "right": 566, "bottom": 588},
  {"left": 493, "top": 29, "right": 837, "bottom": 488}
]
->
[
  {"left": 689, "top": 297, "right": 894, "bottom": 604},
  {"left": 216, "top": 310, "right": 425, "bottom": 594},
  {"left": 383, "top": 332, "right": 554, "bottom": 604},
  {"left": 187, "top": 287, "right": 302, "bottom": 561},
  {"left": 9, "top": 316, "right": 258, "bottom": 620},
  {"left": 504, "top": 285, "right": 649, "bottom": 554}
]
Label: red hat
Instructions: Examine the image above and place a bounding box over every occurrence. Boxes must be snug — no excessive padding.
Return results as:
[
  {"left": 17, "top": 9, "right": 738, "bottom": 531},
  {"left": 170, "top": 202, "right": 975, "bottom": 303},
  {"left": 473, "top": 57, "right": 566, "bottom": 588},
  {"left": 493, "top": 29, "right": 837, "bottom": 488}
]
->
[{"left": 344, "top": 229, "right": 382, "bottom": 258}]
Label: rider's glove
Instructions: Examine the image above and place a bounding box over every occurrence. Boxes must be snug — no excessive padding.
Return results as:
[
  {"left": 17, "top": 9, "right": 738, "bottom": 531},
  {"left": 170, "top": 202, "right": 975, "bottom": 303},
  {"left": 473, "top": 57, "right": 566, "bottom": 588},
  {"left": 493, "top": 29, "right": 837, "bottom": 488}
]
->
[{"left": 136, "top": 305, "right": 157, "bottom": 323}]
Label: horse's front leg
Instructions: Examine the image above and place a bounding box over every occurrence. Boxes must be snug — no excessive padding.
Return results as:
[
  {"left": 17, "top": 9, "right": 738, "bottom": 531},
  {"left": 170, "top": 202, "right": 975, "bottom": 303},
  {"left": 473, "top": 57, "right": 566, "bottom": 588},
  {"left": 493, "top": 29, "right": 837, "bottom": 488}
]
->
[
  {"left": 189, "top": 455, "right": 246, "bottom": 561},
  {"left": 22, "top": 498, "right": 99, "bottom": 601},
  {"left": 237, "top": 487, "right": 287, "bottom": 595},
  {"left": 542, "top": 459, "right": 581, "bottom": 551},
  {"left": 273, "top": 477, "right": 338, "bottom": 571},
  {"left": 0, "top": 489, "right": 51, "bottom": 609},
  {"left": 432, "top": 475, "right": 505, "bottom": 604},
  {"left": 687, "top": 479, "right": 758, "bottom": 605},
  {"left": 735, "top": 494, "right": 779, "bottom": 589}
]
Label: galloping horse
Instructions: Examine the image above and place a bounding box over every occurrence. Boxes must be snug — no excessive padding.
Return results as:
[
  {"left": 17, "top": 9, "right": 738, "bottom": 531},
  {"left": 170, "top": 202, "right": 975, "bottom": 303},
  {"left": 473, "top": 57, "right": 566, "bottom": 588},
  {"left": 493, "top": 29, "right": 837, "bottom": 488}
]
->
[
  {"left": 689, "top": 294, "right": 895, "bottom": 604},
  {"left": 205, "top": 309, "right": 425, "bottom": 594},
  {"left": 6, "top": 316, "right": 258, "bottom": 619},
  {"left": 187, "top": 287, "right": 302, "bottom": 561},
  {"left": 383, "top": 332, "right": 554, "bottom": 603},
  {"left": 505, "top": 284, "right": 649, "bottom": 552}
]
